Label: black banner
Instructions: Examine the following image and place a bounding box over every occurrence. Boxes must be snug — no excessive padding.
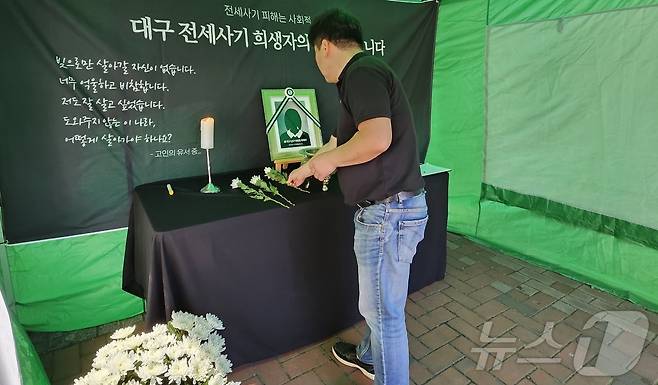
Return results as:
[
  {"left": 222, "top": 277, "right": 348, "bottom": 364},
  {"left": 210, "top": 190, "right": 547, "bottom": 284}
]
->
[{"left": 0, "top": 0, "right": 438, "bottom": 243}]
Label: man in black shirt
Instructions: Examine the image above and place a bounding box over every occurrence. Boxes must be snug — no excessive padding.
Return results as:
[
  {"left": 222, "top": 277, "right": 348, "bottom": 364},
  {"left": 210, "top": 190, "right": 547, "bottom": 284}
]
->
[{"left": 288, "top": 9, "right": 428, "bottom": 385}]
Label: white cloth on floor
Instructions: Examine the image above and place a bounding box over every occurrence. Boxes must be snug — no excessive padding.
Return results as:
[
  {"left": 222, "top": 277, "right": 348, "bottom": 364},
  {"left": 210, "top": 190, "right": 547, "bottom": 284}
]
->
[{"left": 0, "top": 289, "right": 21, "bottom": 385}]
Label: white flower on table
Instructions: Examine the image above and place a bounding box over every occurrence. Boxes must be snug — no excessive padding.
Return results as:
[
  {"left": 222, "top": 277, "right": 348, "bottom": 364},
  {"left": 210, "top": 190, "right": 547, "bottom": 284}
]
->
[
  {"left": 231, "top": 175, "right": 291, "bottom": 208},
  {"left": 110, "top": 325, "right": 136, "bottom": 340},
  {"left": 264, "top": 165, "right": 310, "bottom": 193},
  {"left": 250, "top": 175, "right": 261, "bottom": 185}
]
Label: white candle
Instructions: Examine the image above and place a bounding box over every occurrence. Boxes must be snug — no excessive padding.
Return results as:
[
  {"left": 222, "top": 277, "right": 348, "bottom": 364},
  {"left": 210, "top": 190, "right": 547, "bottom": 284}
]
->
[{"left": 200, "top": 117, "right": 215, "bottom": 150}]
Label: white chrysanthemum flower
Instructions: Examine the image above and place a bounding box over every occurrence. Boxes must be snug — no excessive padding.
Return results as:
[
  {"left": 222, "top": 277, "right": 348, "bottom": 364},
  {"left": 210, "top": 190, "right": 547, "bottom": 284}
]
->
[
  {"left": 73, "top": 375, "right": 90, "bottom": 385},
  {"left": 189, "top": 321, "right": 213, "bottom": 341},
  {"left": 105, "top": 351, "right": 137, "bottom": 375},
  {"left": 142, "top": 334, "right": 171, "bottom": 351},
  {"left": 110, "top": 325, "right": 136, "bottom": 340},
  {"left": 207, "top": 374, "right": 228, "bottom": 385},
  {"left": 120, "top": 335, "right": 143, "bottom": 351},
  {"left": 226, "top": 382, "right": 240, "bottom": 385},
  {"left": 107, "top": 374, "right": 123, "bottom": 385},
  {"left": 188, "top": 347, "right": 204, "bottom": 361},
  {"left": 95, "top": 342, "right": 114, "bottom": 356},
  {"left": 171, "top": 311, "right": 196, "bottom": 332},
  {"left": 264, "top": 167, "right": 272, "bottom": 174},
  {"left": 151, "top": 323, "right": 169, "bottom": 336},
  {"left": 109, "top": 339, "right": 126, "bottom": 353},
  {"left": 250, "top": 175, "right": 261, "bottom": 185},
  {"left": 204, "top": 334, "right": 226, "bottom": 359},
  {"left": 181, "top": 335, "right": 202, "bottom": 349},
  {"left": 78, "top": 311, "right": 239, "bottom": 385},
  {"left": 211, "top": 333, "right": 226, "bottom": 348},
  {"left": 166, "top": 342, "right": 187, "bottom": 360},
  {"left": 205, "top": 313, "right": 224, "bottom": 331},
  {"left": 84, "top": 369, "right": 118, "bottom": 384},
  {"left": 92, "top": 343, "right": 119, "bottom": 370},
  {"left": 200, "top": 345, "right": 216, "bottom": 364},
  {"left": 214, "top": 355, "right": 233, "bottom": 374},
  {"left": 140, "top": 347, "right": 167, "bottom": 365},
  {"left": 94, "top": 342, "right": 117, "bottom": 363},
  {"left": 136, "top": 361, "right": 167, "bottom": 385},
  {"left": 194, "top": 313, "right": 212, "bottom": 328},
  {"left": 189, "top": 357, "right": 212, "bottom": 382},
  {"left": 135, "top": 331, "right": 150, "bottom": 344},
  {"left": 91, "top": 355, "right": 105, "bottom": 370},
  {"left": 166, "top": 358, "right": 191, "bottom": 385},
  {"left": 165, "top": 334, "right": 179, "bottom": 346},
  {"left": 230, "top": 178, "right": 241, "bottom": 189}
]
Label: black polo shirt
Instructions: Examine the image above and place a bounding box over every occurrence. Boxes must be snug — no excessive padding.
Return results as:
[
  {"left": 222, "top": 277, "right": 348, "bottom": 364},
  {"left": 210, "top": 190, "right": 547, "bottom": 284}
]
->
[{"left": 334, "top": 51, "right": 424, "bottom": 205}]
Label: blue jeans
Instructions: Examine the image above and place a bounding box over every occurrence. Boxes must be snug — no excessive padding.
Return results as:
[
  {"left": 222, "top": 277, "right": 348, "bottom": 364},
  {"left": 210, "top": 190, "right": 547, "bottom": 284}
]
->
[{"left": 353, "top": 192, "right": 428, "bottom": 385}]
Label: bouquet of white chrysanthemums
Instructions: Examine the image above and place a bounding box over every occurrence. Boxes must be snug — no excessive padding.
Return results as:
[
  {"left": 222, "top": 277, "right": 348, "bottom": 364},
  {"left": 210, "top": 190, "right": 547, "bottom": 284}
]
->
[{"left": 74, "top": 311, "right": 240, "bottom": 385}]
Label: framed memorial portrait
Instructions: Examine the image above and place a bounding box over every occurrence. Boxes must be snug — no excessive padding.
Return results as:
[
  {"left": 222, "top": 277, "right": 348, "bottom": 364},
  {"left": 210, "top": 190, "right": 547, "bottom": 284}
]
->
[{"left": 261, "top": 88, "right": 323, "bottom": 161}]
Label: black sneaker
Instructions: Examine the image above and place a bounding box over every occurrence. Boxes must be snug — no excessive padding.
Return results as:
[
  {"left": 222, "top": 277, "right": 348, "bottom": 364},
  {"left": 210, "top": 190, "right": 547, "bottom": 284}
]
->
[{"left": 332, "top": 341, "right": 375, "bottom": 380}]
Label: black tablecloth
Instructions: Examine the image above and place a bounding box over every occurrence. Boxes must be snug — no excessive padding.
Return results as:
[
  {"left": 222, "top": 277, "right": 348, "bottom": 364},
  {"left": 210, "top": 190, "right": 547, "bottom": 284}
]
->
[{"left": 122, "top": 167, "right": 448, "bottom": 366}]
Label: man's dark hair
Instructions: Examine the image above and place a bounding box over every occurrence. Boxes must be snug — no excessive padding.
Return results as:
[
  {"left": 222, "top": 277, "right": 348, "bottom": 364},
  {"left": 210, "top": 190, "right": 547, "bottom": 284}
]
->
[{"left": 309, "top": 9, "right": 364, "bottom": 50}]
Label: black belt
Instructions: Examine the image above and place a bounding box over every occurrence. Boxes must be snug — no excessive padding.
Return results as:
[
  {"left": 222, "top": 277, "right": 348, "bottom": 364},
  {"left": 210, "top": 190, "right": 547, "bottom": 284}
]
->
[{"left": 356, "top": 188, "right": 425, "bottom": 209}]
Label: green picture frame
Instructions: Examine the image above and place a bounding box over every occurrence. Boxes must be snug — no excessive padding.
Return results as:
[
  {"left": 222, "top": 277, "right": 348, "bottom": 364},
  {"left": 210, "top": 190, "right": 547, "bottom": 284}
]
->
[{"left": 261, "top": 88, "right": 323, "bottom": 161}]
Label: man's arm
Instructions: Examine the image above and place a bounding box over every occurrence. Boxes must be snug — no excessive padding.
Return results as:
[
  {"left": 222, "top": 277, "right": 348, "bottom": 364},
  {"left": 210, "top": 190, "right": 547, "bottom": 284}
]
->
[
  {"left": 288, "top": 118, "right": 391, "bottom": 186},
  {"left": 321, "top": 118, "right": 391, "bottom": 167},
  {"left": 315, "top": 135, "right": 337, "bottom": 155}
]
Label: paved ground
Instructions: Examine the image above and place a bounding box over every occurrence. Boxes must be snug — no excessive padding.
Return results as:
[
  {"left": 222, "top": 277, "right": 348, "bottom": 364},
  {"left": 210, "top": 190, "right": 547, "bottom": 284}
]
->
[{"left": 32, "top": 232, "right": 658, "bottom": 385}]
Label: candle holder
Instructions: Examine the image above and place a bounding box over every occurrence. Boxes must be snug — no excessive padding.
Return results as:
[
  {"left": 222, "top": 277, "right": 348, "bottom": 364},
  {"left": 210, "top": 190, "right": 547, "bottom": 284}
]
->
[
  {"left": 201, "top": 148, "right": 220, "bottom": 193},
  {"left": 200, "top": 117, "right": 220, "bottom": 194}
]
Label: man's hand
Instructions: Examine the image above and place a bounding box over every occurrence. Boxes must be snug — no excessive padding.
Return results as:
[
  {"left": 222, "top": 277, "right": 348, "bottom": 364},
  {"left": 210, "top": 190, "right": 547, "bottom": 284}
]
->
[
  {"left": 308, "top": 152, "right": 337, "bottom": 181},
  {"left": 287, "top": 163, "right": 313, "bottom": 187},
  {"left": 287, "top": 151, "right": 338, "bottom": 187}
]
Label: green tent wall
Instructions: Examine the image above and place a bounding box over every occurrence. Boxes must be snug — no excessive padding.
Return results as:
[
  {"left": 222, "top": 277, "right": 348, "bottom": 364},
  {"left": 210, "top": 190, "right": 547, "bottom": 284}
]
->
[{"left": 428, "top": 0, "right": 658, "bottom": 312}]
